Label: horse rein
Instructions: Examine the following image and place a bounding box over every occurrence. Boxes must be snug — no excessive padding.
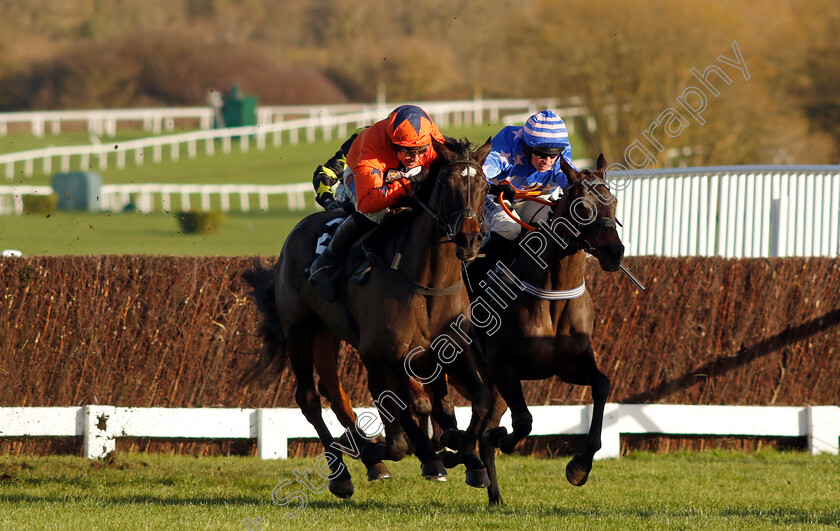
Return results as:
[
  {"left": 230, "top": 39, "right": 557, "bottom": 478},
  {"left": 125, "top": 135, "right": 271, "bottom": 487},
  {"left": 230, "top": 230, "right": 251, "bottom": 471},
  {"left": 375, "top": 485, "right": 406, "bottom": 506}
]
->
[
  {"left": 498, "top": 188, "right": 553, "bottom": 232},
  {"left": 499, "top": 179, "right": 645, "bottom": 291},
  {"left": 367, "top": 157, "right": 486, "bottom": 297},
  {"left": 499, "top": 179, "right": 615, "bottom": 242}
]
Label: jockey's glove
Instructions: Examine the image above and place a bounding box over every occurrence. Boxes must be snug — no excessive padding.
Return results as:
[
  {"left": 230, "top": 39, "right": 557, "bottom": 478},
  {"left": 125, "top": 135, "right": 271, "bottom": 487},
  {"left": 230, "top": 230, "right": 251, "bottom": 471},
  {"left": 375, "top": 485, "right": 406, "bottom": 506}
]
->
[
  {"left": 386, "top": 166, "right": 426, "bottom": 184},
  {"left": 488, "top": 182, "right": 516, "bottom": 199},
  {"left": 405, "top": 166, "right": 427, "bottom": 183}
]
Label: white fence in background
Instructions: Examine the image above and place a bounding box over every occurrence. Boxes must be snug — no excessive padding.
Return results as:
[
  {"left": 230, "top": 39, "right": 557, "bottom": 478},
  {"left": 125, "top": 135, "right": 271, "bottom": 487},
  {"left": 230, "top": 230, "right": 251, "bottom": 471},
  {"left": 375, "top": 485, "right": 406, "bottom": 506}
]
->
[
  {"left": 0, "top": 98, "right": 583, "bottom": 138},
  {"left": 611, "top": 166, "right": 840, "bottom": 257},
  {"left": 0, "top": 185, "right": 52, "bottom": 215},
  {"left": 98, "top": 183, "right": 312, "bottom": 213},
  {"left": 0, "top": 98, "right": 589, "bottom": 181},
  {"left": 2, "top": 165, "right": 840, "bottom": 257},
  {"left": 0, "top": 404, "right": 836, "bottom": 460},
  {"left": 0, "top": 183, "right": 312, "bottom": 215}
]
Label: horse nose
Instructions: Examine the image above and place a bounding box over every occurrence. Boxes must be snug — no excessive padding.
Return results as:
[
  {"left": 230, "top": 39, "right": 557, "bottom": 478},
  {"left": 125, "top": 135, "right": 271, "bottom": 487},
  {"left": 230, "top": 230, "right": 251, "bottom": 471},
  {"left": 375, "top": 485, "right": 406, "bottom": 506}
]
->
[
  {"left": 599, "top": 242, "right": 624, "bottom": 271},
  {"left": 453, "top": 230, "right": 483, "bottom": 262},
  {"left": 454, "top": 230, "right": 482, "bottom": 249}
]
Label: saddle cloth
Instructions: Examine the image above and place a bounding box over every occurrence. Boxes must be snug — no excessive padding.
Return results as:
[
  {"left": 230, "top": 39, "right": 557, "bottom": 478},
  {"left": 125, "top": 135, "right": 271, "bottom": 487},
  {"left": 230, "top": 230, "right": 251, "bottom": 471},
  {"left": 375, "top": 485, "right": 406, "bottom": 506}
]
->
[{"left": 306, "top": 215, "right": 372, "bottom": 284}]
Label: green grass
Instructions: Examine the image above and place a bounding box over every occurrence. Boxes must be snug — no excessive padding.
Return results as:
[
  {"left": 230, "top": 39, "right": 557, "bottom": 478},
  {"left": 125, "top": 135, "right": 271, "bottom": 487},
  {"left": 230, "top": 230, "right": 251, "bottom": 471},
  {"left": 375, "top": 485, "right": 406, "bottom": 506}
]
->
[
  {"left": 0, "top": 122, "right": 587, "bottom": 256},
  {"left": 0, "top": 210, "right": 313, "bottom": 256},
  {"left": 1, "top": 451, "right": 838, "bottom": 529}
]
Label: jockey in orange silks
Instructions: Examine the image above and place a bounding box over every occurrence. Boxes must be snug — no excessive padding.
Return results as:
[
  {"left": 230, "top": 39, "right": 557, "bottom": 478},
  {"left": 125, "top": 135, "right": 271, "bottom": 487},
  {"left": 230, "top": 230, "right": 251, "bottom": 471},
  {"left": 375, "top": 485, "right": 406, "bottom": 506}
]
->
[{"left": 309, "top": 105, "right": 446, "bottom": 301}]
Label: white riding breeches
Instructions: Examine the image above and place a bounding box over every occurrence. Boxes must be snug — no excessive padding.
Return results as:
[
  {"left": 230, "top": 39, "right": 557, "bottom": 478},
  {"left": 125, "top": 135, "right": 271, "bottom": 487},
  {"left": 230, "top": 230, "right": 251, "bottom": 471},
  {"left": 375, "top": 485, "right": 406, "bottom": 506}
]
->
[{"left": 483, "top": 194, "right": 554, "bottom": 241}]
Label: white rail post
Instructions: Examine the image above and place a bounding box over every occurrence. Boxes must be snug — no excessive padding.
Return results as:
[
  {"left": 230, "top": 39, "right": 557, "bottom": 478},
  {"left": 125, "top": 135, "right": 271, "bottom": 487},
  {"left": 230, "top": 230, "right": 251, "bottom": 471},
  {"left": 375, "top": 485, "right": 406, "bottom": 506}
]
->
[
  {"left": 808, "top": 405, "right": 839, "bottom": 455},
  {"left": 257, "top": 409, "right": 288, "bottom": 459},
  {"left": 83, "top": 405, "right": 119, "bottom": 459}
]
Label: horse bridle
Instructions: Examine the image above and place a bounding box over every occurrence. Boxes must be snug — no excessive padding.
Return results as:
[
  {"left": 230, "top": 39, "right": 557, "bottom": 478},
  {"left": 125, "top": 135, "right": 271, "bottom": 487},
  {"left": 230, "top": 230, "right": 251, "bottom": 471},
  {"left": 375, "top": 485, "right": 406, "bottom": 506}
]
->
[
  {"left": 497, "top": 177, "right": 617, "bottom": 257},
  {"left": 364, "top": 157, "right": 485, "bottom": 297},
  {"left": 414, "top": 159, "right": 485, "bottom": 242},
  {"left": 560, "top": 179, "right": 619, "bottom": 253}
]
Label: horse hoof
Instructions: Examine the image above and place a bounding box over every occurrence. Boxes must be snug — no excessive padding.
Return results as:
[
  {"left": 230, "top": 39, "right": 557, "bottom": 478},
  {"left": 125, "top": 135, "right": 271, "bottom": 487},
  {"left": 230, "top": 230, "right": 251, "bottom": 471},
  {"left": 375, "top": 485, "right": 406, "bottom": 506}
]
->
[
  {"left": 483, "top": 427, "right": 508, "bottom": 448},
  {"left": 439, "top": 429, "right": 462, "bottom": 450},
  {"left": 565, "top": 455, "right": 592, "bottom": 487},
  {"left": 438, "top": 449, "right": 462, "bottom": 469},
  {"left": 465, "top": 468, "right": 491, "bottom": 489},
  {"left": 421, "top": 459, "right": 448, "bottom": 481},
  {"left": 328, "top": 477, "right": 354, "bottom": 498},
  {"left": 367, "top": 462, "right": 392, "bottom": 481}
]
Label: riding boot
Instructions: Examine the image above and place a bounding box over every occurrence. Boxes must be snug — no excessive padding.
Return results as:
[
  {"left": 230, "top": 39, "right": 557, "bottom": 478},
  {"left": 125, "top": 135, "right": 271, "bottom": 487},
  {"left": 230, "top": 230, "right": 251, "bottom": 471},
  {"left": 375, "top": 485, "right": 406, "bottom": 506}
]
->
[
  {"left": 309, "top": 215, "right": 369, "bottom": 301},
  {"left": 466, "top": 233, "right": 516, "bottom": 293}
]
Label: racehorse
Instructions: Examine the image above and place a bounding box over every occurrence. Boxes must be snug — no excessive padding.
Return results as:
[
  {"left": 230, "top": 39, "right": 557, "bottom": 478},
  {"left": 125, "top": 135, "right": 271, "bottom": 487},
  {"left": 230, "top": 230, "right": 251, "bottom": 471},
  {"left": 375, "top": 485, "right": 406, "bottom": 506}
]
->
[
  {"left": 243, "top": 137, "right": 494, "bottom": 499},
  {"left": 466, "top": 154, "right": 625, "bottom": 505}
]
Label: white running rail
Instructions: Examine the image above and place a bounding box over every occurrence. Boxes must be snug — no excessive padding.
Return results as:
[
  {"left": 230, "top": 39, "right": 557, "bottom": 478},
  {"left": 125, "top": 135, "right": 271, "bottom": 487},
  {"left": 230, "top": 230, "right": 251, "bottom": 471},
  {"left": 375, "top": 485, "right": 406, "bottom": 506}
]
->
[
  {"left": 610, "top": 166, "right": 840, "bottom": 258},
  {"left": 0, "top": 183, "right": 312, "bottom": 215},
  {"left": 0, "top": 97, "right": 584, "bottom": 137},
  {"left": 0, "top": 98, "right": 589, "bottom": 180},
  {"left": 0, "top": 404, "right": 836, "bottom": 460},
  {"left": 3, "top": 165, "right": 840, "bottom": 258}
]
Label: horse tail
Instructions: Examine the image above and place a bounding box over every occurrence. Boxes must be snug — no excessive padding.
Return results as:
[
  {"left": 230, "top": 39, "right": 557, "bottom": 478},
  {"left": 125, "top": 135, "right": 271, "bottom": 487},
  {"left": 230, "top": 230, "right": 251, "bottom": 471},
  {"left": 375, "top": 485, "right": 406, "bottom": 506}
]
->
[{"left": 241, "top": 258, "right": 288, "bottom": 384}]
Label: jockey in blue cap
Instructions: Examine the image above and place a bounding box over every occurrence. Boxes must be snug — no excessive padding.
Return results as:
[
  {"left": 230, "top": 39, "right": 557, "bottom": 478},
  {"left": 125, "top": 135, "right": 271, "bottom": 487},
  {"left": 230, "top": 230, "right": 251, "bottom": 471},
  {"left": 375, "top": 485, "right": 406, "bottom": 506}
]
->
[{"left": 479, "top": 110, "right": 576, "bottom": 259}]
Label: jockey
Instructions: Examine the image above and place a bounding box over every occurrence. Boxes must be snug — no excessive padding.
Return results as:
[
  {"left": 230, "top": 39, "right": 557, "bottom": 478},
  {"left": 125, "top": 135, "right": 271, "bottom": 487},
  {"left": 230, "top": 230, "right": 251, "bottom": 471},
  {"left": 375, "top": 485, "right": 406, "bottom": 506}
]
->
[
  {"left": 481, "top": 110, "right": 575, "bottom": 259},
  {"left": 312, "top": 132, "right": 359, "bottom": 211},
  {"left": 309, "top": 104, "right": 446, "bottom": 301}
]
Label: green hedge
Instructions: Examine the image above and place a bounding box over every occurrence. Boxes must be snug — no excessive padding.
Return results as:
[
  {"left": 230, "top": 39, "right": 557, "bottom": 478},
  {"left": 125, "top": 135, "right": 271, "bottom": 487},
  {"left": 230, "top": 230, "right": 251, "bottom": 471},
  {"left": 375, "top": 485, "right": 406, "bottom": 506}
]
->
[
  {"left": 22, "top": 194, "right": 57, "bottom": 214},
  {"left": 175, "top": 210, "right": 226, "bottom": 234}
]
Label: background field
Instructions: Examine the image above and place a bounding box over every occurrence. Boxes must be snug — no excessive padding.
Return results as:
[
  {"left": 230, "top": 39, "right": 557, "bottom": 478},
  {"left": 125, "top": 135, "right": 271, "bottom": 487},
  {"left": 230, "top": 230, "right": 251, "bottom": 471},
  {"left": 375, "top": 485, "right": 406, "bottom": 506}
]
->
[
  {"left": 1, "top": 123, "right": 514, "bottom": 186},
  {"left": 1, "top": 451, "right": 838, "bottom": 530},
  {"left": 1, "top": 122, "right": 531, "bottom": 256}
]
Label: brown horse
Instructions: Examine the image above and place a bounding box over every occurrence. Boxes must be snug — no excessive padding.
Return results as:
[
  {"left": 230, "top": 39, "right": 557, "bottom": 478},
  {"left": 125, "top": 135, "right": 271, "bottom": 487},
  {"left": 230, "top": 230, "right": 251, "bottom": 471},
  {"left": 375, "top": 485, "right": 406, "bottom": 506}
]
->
[
  {"left": 464, "top": 154, "right": 625, "bottom": 505},
  {"left": 244, "top": 137, "right": 493, "bottom": 499}
]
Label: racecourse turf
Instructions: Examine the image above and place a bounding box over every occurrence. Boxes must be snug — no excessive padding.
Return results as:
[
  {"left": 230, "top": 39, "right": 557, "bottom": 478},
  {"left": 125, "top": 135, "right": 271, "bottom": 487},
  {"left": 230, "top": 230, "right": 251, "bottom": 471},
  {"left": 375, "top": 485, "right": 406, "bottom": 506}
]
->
[{"left": 1, "top": 451, "right": 838, "bottom": 530}]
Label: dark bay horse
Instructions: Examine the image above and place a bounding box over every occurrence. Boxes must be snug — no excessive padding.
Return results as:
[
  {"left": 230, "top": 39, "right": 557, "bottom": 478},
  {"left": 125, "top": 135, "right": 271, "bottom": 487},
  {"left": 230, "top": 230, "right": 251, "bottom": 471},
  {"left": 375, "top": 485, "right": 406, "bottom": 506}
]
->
[
  {"left": 244, "top": 138, "right": 493, "bottom": 499},
  {"left": 466, "top": 154, "right": 625, "bottom": 505}
]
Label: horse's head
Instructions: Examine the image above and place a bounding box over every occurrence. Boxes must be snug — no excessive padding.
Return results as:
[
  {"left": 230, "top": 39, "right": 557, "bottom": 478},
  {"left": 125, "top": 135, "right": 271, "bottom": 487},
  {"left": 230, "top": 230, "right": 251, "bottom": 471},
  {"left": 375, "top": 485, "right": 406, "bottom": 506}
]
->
[
  {"left": 554, "top": 154, "right": 625, "bottom": 271},
  {"left": 415, "top": 137, "right": 490, "bottom": 262}
]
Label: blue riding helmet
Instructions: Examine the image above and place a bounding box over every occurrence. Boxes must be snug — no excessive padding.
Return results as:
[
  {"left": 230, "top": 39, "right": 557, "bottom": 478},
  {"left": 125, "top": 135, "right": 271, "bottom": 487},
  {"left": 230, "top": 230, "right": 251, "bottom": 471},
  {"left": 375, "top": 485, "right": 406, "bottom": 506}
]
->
[{"left": 521, "top": 110, "right": 569, "bottom": 155}]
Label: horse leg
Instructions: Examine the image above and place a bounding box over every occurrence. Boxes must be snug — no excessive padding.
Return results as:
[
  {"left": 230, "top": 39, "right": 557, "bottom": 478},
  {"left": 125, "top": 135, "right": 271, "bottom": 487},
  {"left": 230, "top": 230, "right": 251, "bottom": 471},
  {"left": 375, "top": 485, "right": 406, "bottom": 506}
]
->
[
  {"left": 439, "top": 353, "right": 491, "bottom": 489},
  {"left": 407, "top": 378, "right": 435, "bottom": 445},
  {"left": 480, "top": 386, "right": 508, "bottom": 506},
  {"left": 365, "top": 361, "right": 447, "bottom": 480},
  {"left": 396, "top": 379, "right": 450, "bottom": 481},
  {"left": 484, "top": 360, "right": 532, "bottom": 456},
  {"left": 313, "top": 335, "right": 392, "bottom": 481},
  {"left": 558, "top": 345, "right": 611, "bottom": 487},
  {"left": 312, "top": 336, "right": 392, "bottom": 482},
  {"left": 427, "top": 376, "right": 462, "bottom": 469},
  {"left": 288, "top": 333, "right": 354, "bottom": 499},
  {"left": 362, "top": 360, "right": 411, "bottom": 465}
]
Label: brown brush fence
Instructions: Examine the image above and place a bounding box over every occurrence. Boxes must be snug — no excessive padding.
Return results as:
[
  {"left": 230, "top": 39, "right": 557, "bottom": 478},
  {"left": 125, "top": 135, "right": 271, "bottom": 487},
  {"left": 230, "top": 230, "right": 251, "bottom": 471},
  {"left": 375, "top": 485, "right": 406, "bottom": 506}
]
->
[{"left": 1, "top": 256, "right": 838, "bottom": 456}]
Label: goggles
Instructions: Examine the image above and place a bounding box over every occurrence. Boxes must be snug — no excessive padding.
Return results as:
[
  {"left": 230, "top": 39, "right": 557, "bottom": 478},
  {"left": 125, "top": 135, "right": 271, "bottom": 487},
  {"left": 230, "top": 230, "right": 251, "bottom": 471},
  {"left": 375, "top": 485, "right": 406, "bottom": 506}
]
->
[
  {"left": 531, "top": 149, "right": 561, "bottom": 160},
  {"left": 394, "top": 144, "right": 429, "bottom": 158}
]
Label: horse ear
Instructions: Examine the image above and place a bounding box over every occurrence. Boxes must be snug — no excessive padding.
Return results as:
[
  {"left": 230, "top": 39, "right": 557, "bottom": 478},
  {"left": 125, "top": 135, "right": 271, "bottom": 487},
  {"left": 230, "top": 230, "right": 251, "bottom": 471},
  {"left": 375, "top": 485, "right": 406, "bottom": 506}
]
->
[
  {"left": 560, "top": 155, "right": 578, "bottom": 182},
  {"left": 596, "top": 153, "right": 607, "bottom": 172},
  {"left": 433, "top": 138, "right": 454, "bottom": 161},
  {"left": 473, "top": 137, "right": 492, "bottom": 166}
]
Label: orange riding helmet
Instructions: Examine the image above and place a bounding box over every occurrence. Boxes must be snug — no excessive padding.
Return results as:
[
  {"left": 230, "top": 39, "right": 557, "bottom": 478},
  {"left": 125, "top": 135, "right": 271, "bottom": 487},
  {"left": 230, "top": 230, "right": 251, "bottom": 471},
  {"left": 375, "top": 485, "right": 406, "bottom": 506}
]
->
[{"left": 388, "top": 105, "right": 436, "bottom": 147}]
